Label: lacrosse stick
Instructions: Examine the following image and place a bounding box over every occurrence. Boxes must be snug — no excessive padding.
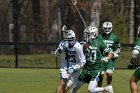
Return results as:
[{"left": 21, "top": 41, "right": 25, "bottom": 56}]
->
[
  {"left": 71, "top": 0, "right": 87, "bottom": 28},
  {"left": 93, "top": 41, "right": 105, "bottom": 63},
  {"left": 62, "top": 25, "right": 67, "bottom": 31}
]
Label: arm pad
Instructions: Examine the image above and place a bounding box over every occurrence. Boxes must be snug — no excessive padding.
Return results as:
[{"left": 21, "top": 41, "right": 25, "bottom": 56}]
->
[{"left": 132, "top": 49, "right": 139, "bottom": 58}]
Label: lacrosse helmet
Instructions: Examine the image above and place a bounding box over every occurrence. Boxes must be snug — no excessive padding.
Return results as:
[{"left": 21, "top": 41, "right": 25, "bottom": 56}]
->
[
  {"left": 103, "top": 22, "right": 113, "bottom": 34},
  {"left": 66, "top": 30, "right": 75, "bottom": 46},
  {"left": 84, "top": 26, "right": 98, "bottom": 41},
  {"left": 138, "top": 26, "right": 140, "bottom": 37}
]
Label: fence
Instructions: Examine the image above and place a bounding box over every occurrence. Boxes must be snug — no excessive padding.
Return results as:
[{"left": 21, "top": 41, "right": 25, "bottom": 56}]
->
[{"left": 0, "top": 42, "right": 138, "bottom": 69}]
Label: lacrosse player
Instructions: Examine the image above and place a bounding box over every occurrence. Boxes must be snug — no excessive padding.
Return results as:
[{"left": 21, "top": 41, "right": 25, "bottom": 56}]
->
[
  {"left": 56, "top": 29, "right": 86, "bottom": 93},
  {"left": 129, "top": 26, "right": 140, "bottom": 93},
  {"left": 55, "top": 25, "right": 70, "bottom": 93},
  {"left": 97, "top": 22, "right": 121, "bottom": 92},
  {"left": 70, "top": 26, "right": 114, "bottom": 93}
]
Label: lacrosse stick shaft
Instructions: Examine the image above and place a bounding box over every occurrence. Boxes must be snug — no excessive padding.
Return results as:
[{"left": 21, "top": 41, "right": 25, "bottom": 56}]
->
[
  {"left": 94, "top": 41, "right": 103, "bottom": 58},
  {"left": 71, "top": 0, "right": 87, "bottom": 28}
]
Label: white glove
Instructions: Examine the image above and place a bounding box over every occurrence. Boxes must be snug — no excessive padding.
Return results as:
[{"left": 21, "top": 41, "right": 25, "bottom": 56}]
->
[
  {"left": 55, "top": 47, "right": 63, "bottom": 57},
  {"left": 67, "top": 65, "right": 80, "bottom": 74},
  {"left": 101, "top": 57, "right": 109, "bottom": 63},
  {"left": 58, "top": 41, "right": 68, "bottom": 51},
  {"left": 60, "top": 69, "right": 69, "bottom": 79}
]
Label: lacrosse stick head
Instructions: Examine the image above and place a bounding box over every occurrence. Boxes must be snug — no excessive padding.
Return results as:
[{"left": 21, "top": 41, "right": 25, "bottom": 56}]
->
[
  {"left": 62, "top": 25, "right": 69, "bottom": 39},
  {"left": 71, "top": 0, "right": 77, "bottom": 5}
]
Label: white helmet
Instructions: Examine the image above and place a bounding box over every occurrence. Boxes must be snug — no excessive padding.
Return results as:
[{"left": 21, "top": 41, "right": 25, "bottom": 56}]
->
[
  {"left": 103, "top": 22, "right": 112, "bottom": 34},
  {"left": 66, "top": 30, "right": 75, "bottom": 45},
  {"left": 84, "top": 26, "right": 98, "bottom": 40}
]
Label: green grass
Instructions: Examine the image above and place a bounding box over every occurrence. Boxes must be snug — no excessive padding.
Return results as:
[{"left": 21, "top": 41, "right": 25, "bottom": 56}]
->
[{"left": 0, "top": 68, "right": 139, "bottom": 93}]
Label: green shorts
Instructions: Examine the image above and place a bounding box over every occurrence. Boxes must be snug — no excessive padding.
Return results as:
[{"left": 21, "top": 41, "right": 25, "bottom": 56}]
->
[
  {"left": 133, "top": 67, "right": 140, "bottom": 79},
  {"left": 78, "top": 69, "right": 100, "bottom": 83},
  {"left": 101, "top": 59, "right": 115, "bottom": 71}
]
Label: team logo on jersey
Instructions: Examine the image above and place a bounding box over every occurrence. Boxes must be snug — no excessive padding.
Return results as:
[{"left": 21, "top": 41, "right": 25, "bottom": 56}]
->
[{"left": 103, "top": 40, "right": 114, "bottom": 48}]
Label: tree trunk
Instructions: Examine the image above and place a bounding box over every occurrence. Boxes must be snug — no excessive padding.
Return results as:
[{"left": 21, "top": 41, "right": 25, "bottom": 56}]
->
[
  {"left": 90, "top": 0, "right": 101, "bottom": 28},
  {"left": 32, "top": 0, "right": 42, "bottom": 42},
  {"left": 129, "top": 0, "right": 134, "bottom": 44}
]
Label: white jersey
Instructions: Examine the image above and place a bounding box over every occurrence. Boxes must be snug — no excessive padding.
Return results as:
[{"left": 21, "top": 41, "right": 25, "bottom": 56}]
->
[{"left": 61, "top": 41, "right": 86, "bottom": 69}]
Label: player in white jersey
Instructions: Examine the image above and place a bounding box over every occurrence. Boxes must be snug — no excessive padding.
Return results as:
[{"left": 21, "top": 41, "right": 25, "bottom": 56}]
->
[
  {"left": 56, "top": 28, "right": 86, "bottom": 93},
  {"left": 66, "top": 30, "right": 86, "bottom": 93}
]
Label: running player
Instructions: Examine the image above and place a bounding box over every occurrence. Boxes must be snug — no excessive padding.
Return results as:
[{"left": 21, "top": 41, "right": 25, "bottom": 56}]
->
[
  {"left": 97, "top": 22, "right": 121, "bottom": 92},
  {"left": 56, "top": 28, "right": 86, "bottom": 93},
  {"left": 55, "top": 25, "right": 70, "bottom": 93}
]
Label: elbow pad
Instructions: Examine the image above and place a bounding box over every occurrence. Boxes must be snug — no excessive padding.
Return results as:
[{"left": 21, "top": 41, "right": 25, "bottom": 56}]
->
[{"left": 132, "top": 49, "right": 139, "bottom": 58}]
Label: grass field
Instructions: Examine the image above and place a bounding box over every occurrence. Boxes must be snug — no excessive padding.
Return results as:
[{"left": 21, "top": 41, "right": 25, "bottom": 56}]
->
[
  {"left": 0, "top": 68, "right": 139, "bottom": 93},
  {"left": 0, "top": 47, "right": 133, "bottom": 69}
]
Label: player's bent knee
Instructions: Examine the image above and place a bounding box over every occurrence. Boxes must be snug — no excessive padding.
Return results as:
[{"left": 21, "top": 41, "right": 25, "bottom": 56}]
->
[{"left": 106, "top": 69, "right": 113, "bottom": 74}]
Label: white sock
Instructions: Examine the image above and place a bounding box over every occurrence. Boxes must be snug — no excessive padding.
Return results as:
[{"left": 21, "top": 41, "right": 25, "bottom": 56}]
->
[
  {"left": 88, "top": 80, "right": 105, "bottom": 93},
  {"left": 92, "top": 87, "right": 105, "bottom": 92}
]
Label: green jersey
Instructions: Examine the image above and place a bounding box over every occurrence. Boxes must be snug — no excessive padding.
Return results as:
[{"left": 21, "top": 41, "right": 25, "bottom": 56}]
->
[
  {"left": 83, "top": 38, "right": 110, "bottom": 70},
  {"left": 97, "top": 33, "right": 121, "bottom": 55},
  {"left": 134, "top": 38, "right": 140, "bottom": 52}
]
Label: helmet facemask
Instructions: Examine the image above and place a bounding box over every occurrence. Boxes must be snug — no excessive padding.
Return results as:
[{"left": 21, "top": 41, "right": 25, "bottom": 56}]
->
[
  {"left": 84, "top": 30, "right": 90, "bottom": 42},
  {"left": 103, "top": 22, "right": 112, "bottom": 34},
  {"left": 66, "top": 30, "right": 75, "bottom": 47},
  {"left": 84, "top": 26, "right": 98, "bottom": 41},
  {"left": 90, "top": 31, "right": 98, "bottom": 39},
  {"left": 63, "top": 30, "right": 69, "bottom": 39}
]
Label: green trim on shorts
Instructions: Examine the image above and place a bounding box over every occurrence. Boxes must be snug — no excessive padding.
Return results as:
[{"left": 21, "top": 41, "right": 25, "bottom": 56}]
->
[
  {"left": 134, "top": 68, "right": 140, "bottom": 79},
  {"left": 78, "top": 68, "right": 100, "bottom": 83}
]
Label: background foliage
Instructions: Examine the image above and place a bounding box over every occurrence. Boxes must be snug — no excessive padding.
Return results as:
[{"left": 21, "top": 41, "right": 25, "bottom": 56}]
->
[{"left": 0, "top": 0, "right": 139, "bottom": 68}]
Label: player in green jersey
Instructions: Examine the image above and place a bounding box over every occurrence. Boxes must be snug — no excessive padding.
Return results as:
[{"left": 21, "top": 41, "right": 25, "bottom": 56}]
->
[
  {"left": 77, "top": 26, "right": 114, "bottom": 93},
  {"left": 129, "top": 26, "right": 140, "bottom": 93},
  {"left": 97, "top": 22, "right": 121, "bottom": 92}
]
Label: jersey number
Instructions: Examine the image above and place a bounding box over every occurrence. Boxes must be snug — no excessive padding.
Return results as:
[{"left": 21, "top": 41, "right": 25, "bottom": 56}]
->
[
  {"left": 89, "top": 50, "right": 96, "bottom": 63},
  {"left": 65, "top": 54, "right": 76, "bottom": 63}
]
